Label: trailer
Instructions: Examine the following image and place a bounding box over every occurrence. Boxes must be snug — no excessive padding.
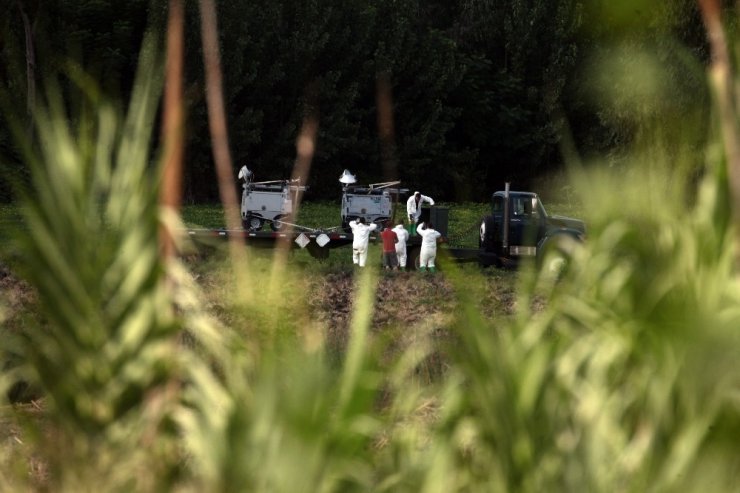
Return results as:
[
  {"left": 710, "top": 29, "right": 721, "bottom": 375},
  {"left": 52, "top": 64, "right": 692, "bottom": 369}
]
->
[{"left": 184, "top": 225, "right": 409, "bottom": 266}]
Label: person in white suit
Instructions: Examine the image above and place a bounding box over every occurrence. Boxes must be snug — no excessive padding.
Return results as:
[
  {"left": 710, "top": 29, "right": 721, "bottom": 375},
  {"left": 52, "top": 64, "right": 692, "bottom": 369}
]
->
[
  {"left": 392, "top": 223, "right": 409, "bottom": 270},
  {"left": 349, "top": 217, "right": 378, "bottom": 267},
  {"left": 417, "top": 221, "right": 442, "bottom": 272},
  {"left": 406, "top": 191, "right": 434, "bottom": 235}
]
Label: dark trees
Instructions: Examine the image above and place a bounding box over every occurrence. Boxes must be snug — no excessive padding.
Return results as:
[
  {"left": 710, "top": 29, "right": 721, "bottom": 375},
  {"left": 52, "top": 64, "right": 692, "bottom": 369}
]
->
[
  {"left": 181, "top": 0, "right": 465, "bottom": 201},
  {"left": 446, "top": 0, "right": 583, "bottom": 196},
  {"left": 0, "top": 0, "right": 722, "bottom": 203}
]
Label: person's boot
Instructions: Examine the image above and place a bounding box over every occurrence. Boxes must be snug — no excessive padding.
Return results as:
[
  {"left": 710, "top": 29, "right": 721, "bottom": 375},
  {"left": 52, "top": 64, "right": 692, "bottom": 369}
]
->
[
  {"left": 429, "top": 266, "right": 436, "bottom": 273},
  {"left": 419, "top": 266, "right": 426, "bottom": 272}
]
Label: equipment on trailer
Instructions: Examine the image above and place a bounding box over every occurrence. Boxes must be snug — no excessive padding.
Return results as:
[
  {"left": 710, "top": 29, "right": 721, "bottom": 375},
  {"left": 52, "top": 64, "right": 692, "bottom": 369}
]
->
[
  {"left": 238, "top": 165, "right": 307, "bottom": 231},
  {"left": 194, "top": 170, "right": 587, "bottom": 271},
  {"left": 338, "top": 169, "right": 408, "bottom": 231}
]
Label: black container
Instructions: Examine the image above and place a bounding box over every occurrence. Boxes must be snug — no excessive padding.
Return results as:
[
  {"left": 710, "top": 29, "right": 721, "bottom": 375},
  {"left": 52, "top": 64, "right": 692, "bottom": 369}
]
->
[{"left": 419, "top": 206, "right": 449, "bottom": 236}]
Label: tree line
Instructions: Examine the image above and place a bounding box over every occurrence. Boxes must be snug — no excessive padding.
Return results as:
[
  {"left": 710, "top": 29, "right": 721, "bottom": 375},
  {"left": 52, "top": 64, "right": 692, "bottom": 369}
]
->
[{"left": 0, "top": 0, "right": 720, "bottom": 202}]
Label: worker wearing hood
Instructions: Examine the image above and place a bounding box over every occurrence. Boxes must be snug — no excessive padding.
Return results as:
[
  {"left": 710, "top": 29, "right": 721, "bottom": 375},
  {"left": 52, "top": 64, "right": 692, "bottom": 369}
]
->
[
  {"left": 349, "top": 217, "right": 378, "bottom": 267},
  {"left": 417, "top": 221, "right": 442, "bottom": 272},
  {"left": 392, "top": 223, "right": 409, "bottom": 270}
]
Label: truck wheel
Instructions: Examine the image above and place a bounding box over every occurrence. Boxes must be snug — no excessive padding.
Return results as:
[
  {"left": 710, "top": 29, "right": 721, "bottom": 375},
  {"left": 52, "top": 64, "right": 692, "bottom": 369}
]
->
[
  {"left": 244, "top": 216, "right": 264, "bottom": 231},
  {"left": 479, "top": 216, "right": 496, "bottom": 252},
  {"left": 478, "top": 216, "right": 498, "bottom": 267},
  {"left": 270, "top": 215, "right": 288, "bottom": 232}
]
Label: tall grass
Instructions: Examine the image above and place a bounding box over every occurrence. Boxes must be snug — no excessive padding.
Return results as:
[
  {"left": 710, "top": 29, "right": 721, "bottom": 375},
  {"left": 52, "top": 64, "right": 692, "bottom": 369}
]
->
[
  {"left": 0, "top": 37, "right": 188, "bottom": 490},
  {"left": 2, "top": 4, "right": 740, "bottom": 493},
  {"left": 423, "top": 158, "right": 740, "bottom": 492}
]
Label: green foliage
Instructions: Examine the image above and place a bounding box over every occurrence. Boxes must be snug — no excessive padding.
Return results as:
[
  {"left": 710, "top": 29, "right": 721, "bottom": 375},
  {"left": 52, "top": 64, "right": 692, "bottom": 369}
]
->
[
  {"left": 176, "top": 267, "right": 393, "bottom": 492},
  {"left": 417, "top": 153, "right": 740, "bottom": 492},
  {"left": 450, "top": 0, "right": 583, "bottom": 192},
  {"left": 570, "top": 0, "right": 712, "bottom": 163},
  {"left": 3, "top": 38, "right": 185, "bottom": 490},
  {"left": 3, "top": 4, "right": 740, "bottom": 492},
  {"left": 0, "top": 0, "right": 722, "bottom": 202},
  {"left": 180, "top": 0, "right": 467, "bottom": 201}
]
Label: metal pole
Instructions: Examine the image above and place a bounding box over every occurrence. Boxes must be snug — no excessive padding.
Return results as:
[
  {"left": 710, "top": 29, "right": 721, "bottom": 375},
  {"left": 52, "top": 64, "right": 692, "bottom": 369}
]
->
[{"left": 503, "top": 182, "right": 510, "bottom": 255}]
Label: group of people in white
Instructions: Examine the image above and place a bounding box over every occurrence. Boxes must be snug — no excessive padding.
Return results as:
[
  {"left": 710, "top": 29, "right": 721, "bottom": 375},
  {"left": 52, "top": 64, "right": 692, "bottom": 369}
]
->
[{"left": 348, "top": 191, "right": 441, "bottom": 272}]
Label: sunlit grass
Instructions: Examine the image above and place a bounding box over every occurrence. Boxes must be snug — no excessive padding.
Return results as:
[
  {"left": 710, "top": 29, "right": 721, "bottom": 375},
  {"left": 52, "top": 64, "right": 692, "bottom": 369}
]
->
[{"left": 181, "top": 203, "right": 224, "bottom": 229}]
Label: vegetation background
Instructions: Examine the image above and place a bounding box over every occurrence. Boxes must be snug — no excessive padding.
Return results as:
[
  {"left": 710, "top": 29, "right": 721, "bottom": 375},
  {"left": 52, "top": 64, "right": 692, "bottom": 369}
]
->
[
  {"left": 0, "top": 0, "right": 717, "bottom": 202},
  {"left": 1, "top": 0, "right": 740, "bottom": 492}
]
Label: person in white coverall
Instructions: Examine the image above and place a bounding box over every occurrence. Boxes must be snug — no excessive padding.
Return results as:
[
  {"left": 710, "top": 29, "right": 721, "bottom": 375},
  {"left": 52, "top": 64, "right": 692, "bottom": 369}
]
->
[
  {"left": 417, "top": 221, "right": 442, "bottom": 272},
  {"left": 406, "top": 191, "right": 434, "bottom": 235},
  {"left": 349, "top": 217, "right": 378, "bottom": 267},
  {"left": 392, "top": 223, "right": 409, "bottom": 270}
]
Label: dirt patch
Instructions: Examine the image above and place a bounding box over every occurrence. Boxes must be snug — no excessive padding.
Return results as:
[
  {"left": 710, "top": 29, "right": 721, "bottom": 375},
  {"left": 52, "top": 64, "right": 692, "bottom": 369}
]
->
[
  {"left": 307, "top": 271, "right": 455, "bottom": 343},
  {"left": 0, "top": 263, "right": 35, "bottom": 329}
]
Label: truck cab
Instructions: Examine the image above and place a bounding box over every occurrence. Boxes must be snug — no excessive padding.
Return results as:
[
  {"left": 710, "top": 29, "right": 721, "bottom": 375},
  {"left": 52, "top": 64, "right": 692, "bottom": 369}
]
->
[{"left": 479, "top": 188, "right": 585, "bottom": 268}]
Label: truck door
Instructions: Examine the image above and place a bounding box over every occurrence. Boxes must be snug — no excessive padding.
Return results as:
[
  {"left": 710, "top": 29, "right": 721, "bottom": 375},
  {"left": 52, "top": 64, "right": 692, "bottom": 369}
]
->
[{"left": 508, "top": 195, "right": 538, "bottom": 247}]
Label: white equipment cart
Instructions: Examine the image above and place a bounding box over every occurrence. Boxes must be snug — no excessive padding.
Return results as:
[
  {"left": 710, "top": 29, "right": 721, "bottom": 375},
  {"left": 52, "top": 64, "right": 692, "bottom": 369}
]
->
[
  {"left": 238, "top": 166, "right": 307, "bottom": 231},
  {"left": 338, "top": 169, "right": 408, "bottom": 231}
]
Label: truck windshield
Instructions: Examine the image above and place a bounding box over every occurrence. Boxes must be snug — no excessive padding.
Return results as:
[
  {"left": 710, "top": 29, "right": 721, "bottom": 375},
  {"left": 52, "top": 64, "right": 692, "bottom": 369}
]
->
[{"left": 493, "top": 194, "right": 546, "bottom": 217}]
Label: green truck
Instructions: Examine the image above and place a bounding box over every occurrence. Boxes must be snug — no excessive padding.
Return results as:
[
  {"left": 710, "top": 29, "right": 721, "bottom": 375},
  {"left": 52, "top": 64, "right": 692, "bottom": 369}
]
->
[{"left": 476, "top": 185, "right": 586, "bottom": 270}]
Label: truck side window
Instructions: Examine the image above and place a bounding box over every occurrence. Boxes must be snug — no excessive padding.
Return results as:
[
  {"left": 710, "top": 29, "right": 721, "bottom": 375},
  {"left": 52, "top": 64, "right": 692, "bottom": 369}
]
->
[{"left": 513, "top": 197, "right": 527, "bottom": 216}]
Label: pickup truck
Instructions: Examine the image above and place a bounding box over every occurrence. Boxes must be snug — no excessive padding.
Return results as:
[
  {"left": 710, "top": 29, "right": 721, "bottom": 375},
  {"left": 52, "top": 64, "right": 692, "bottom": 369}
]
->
[{"left": 478, "top": 186, "right": 586, "bottom": 271}]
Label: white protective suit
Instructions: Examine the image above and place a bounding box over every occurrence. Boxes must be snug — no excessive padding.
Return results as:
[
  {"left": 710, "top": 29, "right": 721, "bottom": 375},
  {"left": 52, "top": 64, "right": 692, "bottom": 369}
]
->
[
  {"left": 417, "top": 222, "right": 442, "bottom": 268},
  {"left": 392, "top": 224, "right": 409, "bottom": 268},
  {"left": 349, "top": 220, "right": 378, "bottom": 267},
  {"left": 406, "top": 192, "right": 435, "bottom": 223}
]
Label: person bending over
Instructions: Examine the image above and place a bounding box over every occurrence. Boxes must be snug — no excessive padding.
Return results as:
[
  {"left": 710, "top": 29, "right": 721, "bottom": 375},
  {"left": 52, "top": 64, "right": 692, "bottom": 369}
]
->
[{"left": 417, "top": 221, "right": 441, "bottom": 272}]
